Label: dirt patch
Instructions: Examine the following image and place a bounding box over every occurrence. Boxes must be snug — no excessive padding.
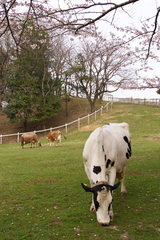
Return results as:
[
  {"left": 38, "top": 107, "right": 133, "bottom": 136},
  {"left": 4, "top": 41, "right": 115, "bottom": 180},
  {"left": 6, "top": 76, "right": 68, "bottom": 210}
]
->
[
  {"left": 15, "top": 158, "right": 28, "bottom": 161},
  {"left": 79, "top": 124, "right": 102, "bottom": 131},
  {"left": 127, "top": 172, "right": 160, "bottom": 177},
  {"left": 120, "top": 231, "right": 130, "bottom": 239},
  {"left": 107, "top": 225, "right": 119, "bottom": 231},
  {"left": 152, "top": 137, "right": 160, "bottom": 140}
]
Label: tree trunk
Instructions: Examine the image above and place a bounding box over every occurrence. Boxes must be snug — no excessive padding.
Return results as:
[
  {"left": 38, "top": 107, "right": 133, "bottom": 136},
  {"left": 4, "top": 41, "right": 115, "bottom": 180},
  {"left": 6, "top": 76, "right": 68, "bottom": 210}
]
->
[
  {"left": 90, "top": 101, "right": 96, "bottom": 113},
  {"left": 23, "top": 120, "right": 27, "bottom": 132}
]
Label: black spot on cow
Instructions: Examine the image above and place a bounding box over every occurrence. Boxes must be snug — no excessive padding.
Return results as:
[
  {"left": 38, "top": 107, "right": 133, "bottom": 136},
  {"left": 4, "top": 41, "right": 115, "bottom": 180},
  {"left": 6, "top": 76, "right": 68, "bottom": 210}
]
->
[
  {"left": 123, "top": 136, "right": 129, "bottom": 143},
  {"left": 106, "top": 159, "right": 111, "bottom": 168},
  {"left": 93, "top": 192, "right": 100, "bottom": 211},
  {"left": 93, "top": 166, "right": 102, "bottom": 175},
  {"left": 126, "top": 152, "right": 129, "bottom": 159},
  {"left": 104, "top": 154, "right": 107, "bottom": 161},
  {"left": 128, "top": 148, "right": 131, "bottom": 157},
  {"left": 123, "top": 136, "right": 132, "bottom": 156},
  {"left": 102, "top": 145, "right": 104, "bottom": 152},
  {"left": 126, "top": 148, "right": 131, "bottom": 159},
  {"left": 111, "top": 161, "right": 115, "bottom": 167}
]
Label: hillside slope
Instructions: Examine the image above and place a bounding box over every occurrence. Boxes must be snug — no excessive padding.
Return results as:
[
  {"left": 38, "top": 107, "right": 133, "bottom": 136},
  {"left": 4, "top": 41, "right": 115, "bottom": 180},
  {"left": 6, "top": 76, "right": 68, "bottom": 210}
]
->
[{"left": 0, "top": 98, "right": 106, "bottom": 135}]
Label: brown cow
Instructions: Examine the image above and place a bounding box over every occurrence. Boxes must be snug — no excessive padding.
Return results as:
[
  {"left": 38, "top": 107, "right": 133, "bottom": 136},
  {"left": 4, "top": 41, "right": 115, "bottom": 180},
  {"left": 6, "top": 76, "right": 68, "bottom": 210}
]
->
[
  {"left": 21, "top": 133, "right": 41, "bottom": 149},
  {"left": 47, "top": 130, "right": 66, "bottom": 146}
]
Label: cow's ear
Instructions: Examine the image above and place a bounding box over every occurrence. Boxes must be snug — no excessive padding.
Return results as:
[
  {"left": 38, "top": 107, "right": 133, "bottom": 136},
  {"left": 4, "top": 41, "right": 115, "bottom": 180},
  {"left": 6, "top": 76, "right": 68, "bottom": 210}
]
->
[
  {"left": 111, "top": 181, "right": 121, "bottom": 190},
  {"left": 81, "top": 183, "right": 93, "bottom": 192}
]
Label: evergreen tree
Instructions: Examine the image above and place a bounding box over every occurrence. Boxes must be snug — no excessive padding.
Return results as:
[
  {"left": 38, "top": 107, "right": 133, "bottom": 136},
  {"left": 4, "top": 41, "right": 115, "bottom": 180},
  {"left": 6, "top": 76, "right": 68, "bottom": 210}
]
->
[{"left": 3, "top": 22, "right": 62, "bottom": 130}]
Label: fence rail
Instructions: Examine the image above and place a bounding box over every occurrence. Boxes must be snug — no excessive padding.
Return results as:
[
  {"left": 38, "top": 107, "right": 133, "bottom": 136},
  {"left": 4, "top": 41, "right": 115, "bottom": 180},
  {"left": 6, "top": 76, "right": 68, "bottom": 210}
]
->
[
  {"left": 0, "top": 101, "right": 113, "bottom": 145},
  {"left": 109, "top": 96, "right": 160, "bottom": 106}
]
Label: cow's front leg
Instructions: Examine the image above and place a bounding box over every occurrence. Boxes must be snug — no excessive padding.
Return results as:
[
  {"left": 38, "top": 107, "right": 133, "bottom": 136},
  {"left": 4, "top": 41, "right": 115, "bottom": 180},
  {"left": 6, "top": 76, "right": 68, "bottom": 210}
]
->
[
  {"left": 109, "top": 204, "right": 114, "bottom": 220},
  {"left": 90, "top": 194, "right": 96, "bottom": 211},
  {"left": 108, "top": 167, "right": 116, "bottom": 219},
  {"left": 108, "top": 166, "right": 116, "bottom": 186}
]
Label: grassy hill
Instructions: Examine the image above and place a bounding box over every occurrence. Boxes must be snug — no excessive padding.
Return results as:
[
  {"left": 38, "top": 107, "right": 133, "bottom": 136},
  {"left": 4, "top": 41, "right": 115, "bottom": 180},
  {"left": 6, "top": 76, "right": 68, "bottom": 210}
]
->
[
  {"left": 0, "top": 102, "right": 160, "bottom": 239},
  {"left": 0, "top": 103, "right": 160, "bottom": 240},
  {"left": 0, "top": 97, "right": 107, "bottom": 136}
]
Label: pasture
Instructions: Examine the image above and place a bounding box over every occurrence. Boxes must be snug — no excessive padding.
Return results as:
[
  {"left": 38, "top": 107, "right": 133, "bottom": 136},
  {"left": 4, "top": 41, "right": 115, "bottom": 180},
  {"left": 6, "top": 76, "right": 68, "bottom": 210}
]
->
[{"left": 0, "top": 103, "right": 160, "bottom": 240}]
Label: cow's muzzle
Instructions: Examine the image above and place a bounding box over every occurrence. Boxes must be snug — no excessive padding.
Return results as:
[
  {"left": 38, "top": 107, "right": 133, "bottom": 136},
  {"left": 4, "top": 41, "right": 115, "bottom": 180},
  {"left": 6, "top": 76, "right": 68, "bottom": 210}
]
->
[{"left": 100, "top": 222, "right": 109, "bottom": 226}]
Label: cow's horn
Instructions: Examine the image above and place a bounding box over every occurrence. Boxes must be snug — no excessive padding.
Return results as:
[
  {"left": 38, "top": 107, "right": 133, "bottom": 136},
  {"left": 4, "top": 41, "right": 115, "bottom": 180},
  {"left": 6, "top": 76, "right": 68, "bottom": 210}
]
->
[
  {"left": 81, "top": 183, "right": 93, "bottom": 192},
  {"left": 111, "top": 181, "right": 121, "bottom": 190}
]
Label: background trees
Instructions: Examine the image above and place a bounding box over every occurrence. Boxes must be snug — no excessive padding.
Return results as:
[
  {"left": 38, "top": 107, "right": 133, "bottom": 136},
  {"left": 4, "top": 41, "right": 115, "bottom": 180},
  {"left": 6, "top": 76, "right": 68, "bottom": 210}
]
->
[
  {"left": 67, "top": 35, "right": 136, "bottom": 112},
  {"left": 1, "top": 0, "right": 159, "bottom": 55},
  {"left": 0, "top": 0, "right": 159, "bottom": 127},
  {"left": 3, "top": 22, "right": 63, "bottom": 130}
]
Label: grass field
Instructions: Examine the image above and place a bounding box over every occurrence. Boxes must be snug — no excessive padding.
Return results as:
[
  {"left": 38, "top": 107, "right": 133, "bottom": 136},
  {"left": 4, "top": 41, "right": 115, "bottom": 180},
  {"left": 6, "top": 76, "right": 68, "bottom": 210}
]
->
[{"left": 0, "top": 103, "right": 160, "bottom": 240}]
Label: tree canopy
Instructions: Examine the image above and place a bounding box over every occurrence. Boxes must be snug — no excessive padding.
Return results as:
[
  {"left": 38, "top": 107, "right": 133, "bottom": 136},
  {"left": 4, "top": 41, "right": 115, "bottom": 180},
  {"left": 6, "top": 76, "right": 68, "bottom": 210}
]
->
[
  {"left": 3, "top": 22, "right": 63, "bottom": 130},
  {"left": 0, "top": 0, "right": 159, "bottom": 122},
  {"left": 1, "top": 0, "right": 160, "bottom": 55}
]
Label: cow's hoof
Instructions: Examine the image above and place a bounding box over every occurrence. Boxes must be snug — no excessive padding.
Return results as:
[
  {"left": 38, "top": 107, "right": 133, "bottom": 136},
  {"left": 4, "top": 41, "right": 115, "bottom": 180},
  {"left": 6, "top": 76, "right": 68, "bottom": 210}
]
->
[
  {"left": 110, "top": 214, "right": 114, "bottom": 220},
  {"left": 90, "top": 206, "right": 95, "bottom": 211},
  {"left": 100, "top": 222, "right": 109, "bottom": 226},
  {"left": 121, "top": 190, "right": 127, "bottom": 195}
]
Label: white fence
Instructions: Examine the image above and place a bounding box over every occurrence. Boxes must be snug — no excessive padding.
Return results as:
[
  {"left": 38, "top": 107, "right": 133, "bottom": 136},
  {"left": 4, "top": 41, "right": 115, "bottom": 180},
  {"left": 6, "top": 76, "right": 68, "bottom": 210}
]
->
[
  {"left": 109, "top": 95, "right": 160, "bottom": 106},
  {"left": 0, "top": 101, "right": 113, "bottom": 145},
  {"left": 0, "top": 95, "right": 159, "bottom": 145}
]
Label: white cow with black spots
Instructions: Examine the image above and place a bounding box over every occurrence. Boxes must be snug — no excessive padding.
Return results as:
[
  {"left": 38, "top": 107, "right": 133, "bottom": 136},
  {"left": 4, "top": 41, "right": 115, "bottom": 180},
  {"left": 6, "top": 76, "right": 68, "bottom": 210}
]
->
[{"left": 81, "top": 122, "right": 131, "bottom": 226}]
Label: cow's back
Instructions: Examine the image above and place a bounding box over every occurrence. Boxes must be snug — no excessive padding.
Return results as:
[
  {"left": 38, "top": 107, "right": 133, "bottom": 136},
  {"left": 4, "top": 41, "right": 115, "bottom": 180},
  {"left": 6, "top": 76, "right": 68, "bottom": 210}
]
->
[
  {"left": 102, "top": 124, "right": 131, "bottom": 171},
  {"left": 83, "top": 123, "right": 131, "bottom": 174},
  {"left": 48, "top": 131, "right": 60, "bottom": 140},
  {"left": 21, "top": 133, "right": 37, "bottom": 141}
]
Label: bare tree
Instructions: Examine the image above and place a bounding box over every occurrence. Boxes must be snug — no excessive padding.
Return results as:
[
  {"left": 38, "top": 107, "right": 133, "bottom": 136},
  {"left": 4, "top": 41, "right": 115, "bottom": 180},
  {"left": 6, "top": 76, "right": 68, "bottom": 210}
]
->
[{"left": 67, "top": 35, "right": 137, "bottom": 112}]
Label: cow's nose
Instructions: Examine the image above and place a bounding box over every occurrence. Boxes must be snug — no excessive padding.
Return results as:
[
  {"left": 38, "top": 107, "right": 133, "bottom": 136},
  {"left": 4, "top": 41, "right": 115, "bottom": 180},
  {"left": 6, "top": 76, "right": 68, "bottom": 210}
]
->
[{"left": 100, "top": 222, "right": 109, "bottom": 226}]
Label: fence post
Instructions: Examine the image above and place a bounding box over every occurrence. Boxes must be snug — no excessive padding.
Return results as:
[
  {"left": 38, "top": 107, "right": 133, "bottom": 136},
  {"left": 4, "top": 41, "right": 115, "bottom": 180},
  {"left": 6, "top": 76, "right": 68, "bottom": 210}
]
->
[
  {"left": 50, "top": 127, "right": 52, "bottom": 132},
  {"left": 95, "top": 111, "right": 96, "bottom": 120},
  {"left": 101, "top": 106, "right": 103, "bottom": 116},
  {"left": 17, "top": 132, "right": 20, "bottom": 143},
  {"left": 78, "top": 118, "right": 80, "bottom": 130},
  {"left": 106, "top": 103, "right": 108, "bottom": 112},
  {"left": 111, "top": 101, "right": 113, "bottom": 109},
  {"left": 0, "top": 135, "right": 2, "bottom": 144},
  {"left": 88, "top": 114, "right": 90, "bottom": 125},
  {"left": 65, "top": 124, "right": 68, "bottom": 133}
]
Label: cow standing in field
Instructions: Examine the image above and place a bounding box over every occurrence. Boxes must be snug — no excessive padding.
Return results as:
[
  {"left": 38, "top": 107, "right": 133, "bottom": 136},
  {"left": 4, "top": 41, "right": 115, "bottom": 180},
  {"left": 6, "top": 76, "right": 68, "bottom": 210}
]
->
[
  {"left": 81, "top": 122, "right": 131, "bottom": 226},
  {"left": 47, "top": 130, "right": 66, "bottom": 146},
  {"left": 21, "top": 133, "right": 41, "bottom": 149}
]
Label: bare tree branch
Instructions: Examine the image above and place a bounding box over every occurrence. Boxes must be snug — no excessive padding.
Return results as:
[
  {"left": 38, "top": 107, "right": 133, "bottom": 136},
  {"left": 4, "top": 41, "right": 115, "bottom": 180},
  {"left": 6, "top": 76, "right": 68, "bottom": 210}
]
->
[
  {"left": 75, "top": 0, "right": 140, "bottom": 33},
  {"left": 146, "top": 7, "right": 160, "bottom": 59}
]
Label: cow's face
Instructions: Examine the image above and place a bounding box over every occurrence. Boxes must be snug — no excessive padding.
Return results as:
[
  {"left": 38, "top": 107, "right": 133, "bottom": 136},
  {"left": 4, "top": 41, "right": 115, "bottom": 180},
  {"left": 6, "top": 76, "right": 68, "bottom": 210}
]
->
[
  {"left": 81, "top": 182, "right": 120, "bottom": 225},
  {"left": 37, "top": 141, "right": 42, "bottom": 147}
]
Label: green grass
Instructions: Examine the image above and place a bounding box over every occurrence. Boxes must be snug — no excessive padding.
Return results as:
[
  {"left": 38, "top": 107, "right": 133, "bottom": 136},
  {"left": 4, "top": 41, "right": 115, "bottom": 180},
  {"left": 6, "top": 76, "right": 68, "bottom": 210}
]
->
[{"left": 0, "top": 103, "right": 160, "bottom": 240}]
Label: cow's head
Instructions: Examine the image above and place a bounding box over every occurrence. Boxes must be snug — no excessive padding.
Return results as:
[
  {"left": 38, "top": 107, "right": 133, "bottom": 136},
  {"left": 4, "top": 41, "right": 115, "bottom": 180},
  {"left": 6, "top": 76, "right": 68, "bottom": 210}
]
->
[
  {"left": 37, "top": 141, "right": 42, "bottom": 147},
  {"left": 81, "top": 181, "right": 120, "bottom": 226}
]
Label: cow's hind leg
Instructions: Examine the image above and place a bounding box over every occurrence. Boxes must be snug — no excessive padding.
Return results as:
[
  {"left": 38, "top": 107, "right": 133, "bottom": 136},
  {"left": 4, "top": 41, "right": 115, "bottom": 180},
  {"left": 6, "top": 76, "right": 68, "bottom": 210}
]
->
[{"left": 116, "top": 167, "right": 127, "bottom": 195}]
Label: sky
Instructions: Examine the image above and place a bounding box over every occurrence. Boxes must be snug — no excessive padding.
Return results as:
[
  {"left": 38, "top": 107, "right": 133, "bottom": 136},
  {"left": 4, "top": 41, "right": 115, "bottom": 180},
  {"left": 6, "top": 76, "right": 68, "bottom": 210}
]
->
[
  {"left": 95, "top": 0, "right": 160, "bottom": 99},
  {"left": 52, "top": 0, "right": 160, "bottom": 99},
  {"left": 111, "top": 88, "right": 159, "bottom": 99}
]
